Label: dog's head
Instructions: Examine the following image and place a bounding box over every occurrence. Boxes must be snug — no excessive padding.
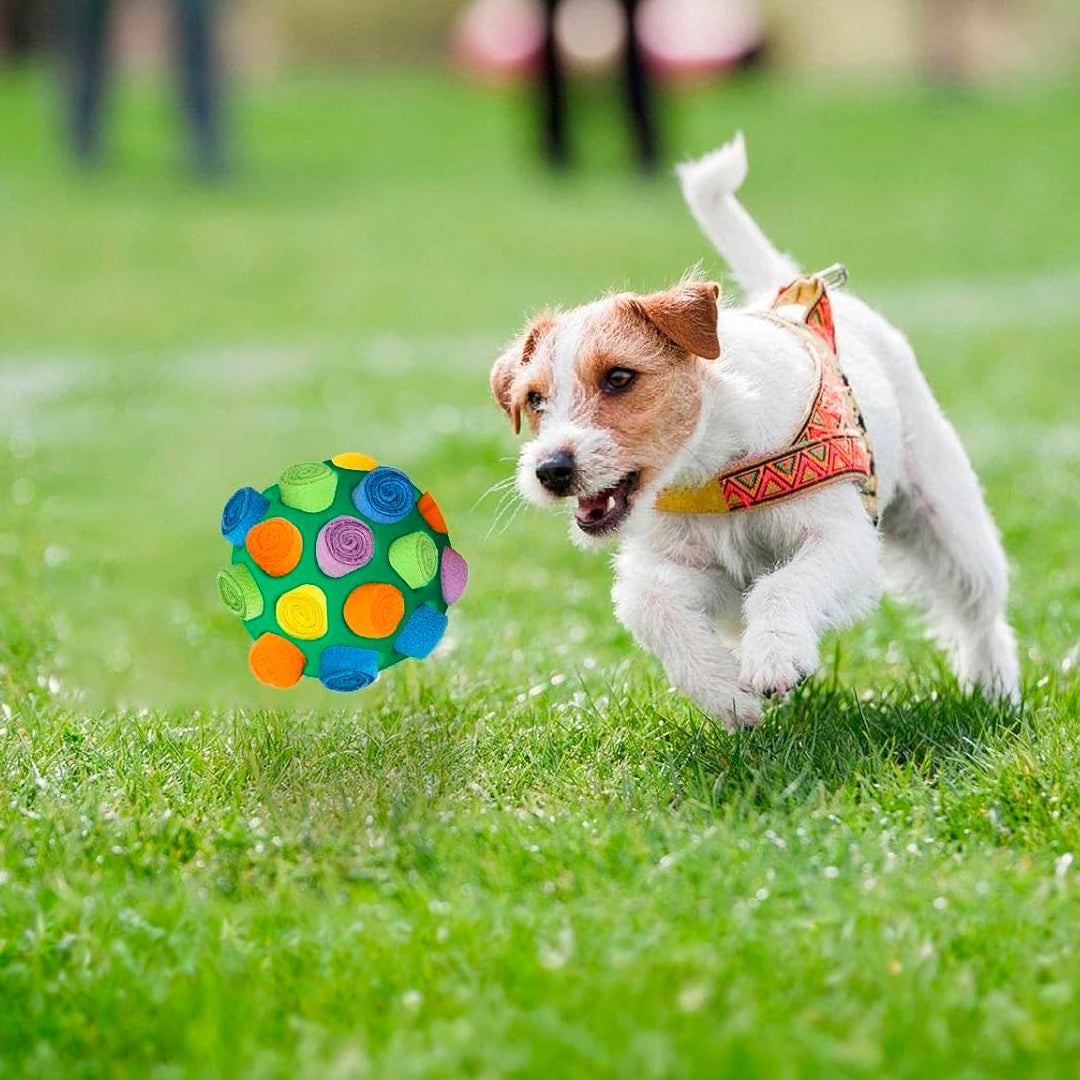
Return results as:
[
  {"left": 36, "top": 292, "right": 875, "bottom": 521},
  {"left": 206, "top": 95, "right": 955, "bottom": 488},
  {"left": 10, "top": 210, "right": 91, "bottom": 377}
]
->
[{"left": 491, "top": 280, "right": 720, "bottom": 546}]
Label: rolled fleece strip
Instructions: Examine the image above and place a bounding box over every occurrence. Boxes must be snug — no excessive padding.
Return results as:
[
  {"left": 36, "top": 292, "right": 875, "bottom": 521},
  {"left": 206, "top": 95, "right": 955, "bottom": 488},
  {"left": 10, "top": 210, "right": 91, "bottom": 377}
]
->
[
  {"left": 352, "top": 466, "right": 415, "bottom": 524},
  {"left": 331, "top": 451, "right": 378, "bottom": 472},
  {"left": 249, "top": 632, "right": 306, "bottom": 689},
  {"left": 245, "top": 517, "right": 303, "bottom": 577},
  {"left": 276, "top": 583, "right": 328, "bottom": 640},
  {"left": 417, "top": 492, "right": 448, "bottom": 534},
  {"left": 344, "top": 582, "right": 405, "bottom": 639},
  {"left": 319, "top": 645, "right": 379, "bottom": 691},
  {"left": 316, "top": 515, "right": 375, "bottom": 578},
  {"left": 439, "top": 547, "right": 468, "bottom": 605},
  {"left": 394, "top": 604, "right": 448, "bottom": 659},
  {"left": 388, "top": 531, "right": 438, "bottom": 589},
  {"left": 221, "top": 486, "right": 269, "bottom": 546},
  {"left": 279, "top": 461, "right": 337, "bottom": 513},
  {"left": 216, "top": 564, "right": 263, "bottom": 620}
]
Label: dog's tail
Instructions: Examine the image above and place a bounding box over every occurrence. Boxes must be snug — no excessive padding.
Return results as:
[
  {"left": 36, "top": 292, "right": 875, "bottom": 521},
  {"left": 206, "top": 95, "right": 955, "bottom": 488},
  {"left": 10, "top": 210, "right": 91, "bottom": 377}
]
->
[{"left": 677, "top": 132, "right": 800, "bottom": 295}]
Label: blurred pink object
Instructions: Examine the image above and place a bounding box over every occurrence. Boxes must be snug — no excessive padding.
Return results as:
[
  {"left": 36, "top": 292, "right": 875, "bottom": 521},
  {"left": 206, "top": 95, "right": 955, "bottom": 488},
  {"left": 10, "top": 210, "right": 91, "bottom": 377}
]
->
[
  {"left": 453, "top": 0, "right": 545, "bottom": 80},
  {"left": 554, "top": 0, "right": 627, "bottom": 71},
  {"left": 637, "top": 0, "right": 764, "bottom": 79}
]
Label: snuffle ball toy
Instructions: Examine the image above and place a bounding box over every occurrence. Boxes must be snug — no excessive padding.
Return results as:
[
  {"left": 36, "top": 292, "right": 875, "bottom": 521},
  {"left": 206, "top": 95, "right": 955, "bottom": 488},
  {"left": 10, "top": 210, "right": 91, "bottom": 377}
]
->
[{"left": 216, "top": 453, "right": 467, "bottom": 692}]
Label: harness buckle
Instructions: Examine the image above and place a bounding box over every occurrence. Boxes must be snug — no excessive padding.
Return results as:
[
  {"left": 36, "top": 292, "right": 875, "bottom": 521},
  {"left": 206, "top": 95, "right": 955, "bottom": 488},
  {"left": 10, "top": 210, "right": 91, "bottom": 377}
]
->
[{"left": 814, "top": 263, "right": 849, "bottom": 290}]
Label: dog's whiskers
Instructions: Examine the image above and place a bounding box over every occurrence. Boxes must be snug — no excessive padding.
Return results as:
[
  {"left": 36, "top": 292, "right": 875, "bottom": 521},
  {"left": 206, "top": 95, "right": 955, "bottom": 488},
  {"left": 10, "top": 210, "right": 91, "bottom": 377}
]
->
[
  {"left": 485, "top": 487, "right": 526, "bottom": 538},
  {"left": 472, "top": 474, "right": 519, "bottom": 513}
]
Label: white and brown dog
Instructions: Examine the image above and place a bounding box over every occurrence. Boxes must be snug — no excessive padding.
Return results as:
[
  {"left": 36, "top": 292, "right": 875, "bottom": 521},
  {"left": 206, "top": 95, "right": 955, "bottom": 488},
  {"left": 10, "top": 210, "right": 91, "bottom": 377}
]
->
[{"left": 490, "top": 133, "right": 1019, "bottom": 727}]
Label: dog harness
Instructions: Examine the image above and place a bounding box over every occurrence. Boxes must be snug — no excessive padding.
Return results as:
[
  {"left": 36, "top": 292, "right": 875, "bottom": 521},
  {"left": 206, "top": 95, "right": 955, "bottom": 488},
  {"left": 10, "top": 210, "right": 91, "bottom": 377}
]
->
[{"left": 655, "top": 271, "right": 878, "bottom": 523}]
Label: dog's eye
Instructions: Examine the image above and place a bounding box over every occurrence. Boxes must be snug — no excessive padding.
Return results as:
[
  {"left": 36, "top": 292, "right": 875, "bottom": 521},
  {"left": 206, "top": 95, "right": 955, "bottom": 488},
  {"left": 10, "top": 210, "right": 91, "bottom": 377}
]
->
[
  {"left": 526, "top": 390, "right": 544, "bottom": 411},
  {"left": 602, "top": 367, "right": 637, "bottom": 394}
]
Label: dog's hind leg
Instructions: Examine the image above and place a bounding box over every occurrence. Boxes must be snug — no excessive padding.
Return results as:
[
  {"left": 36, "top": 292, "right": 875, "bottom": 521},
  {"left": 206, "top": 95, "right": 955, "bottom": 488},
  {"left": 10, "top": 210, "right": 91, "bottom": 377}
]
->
[{"left": 881, "top": 406, "right": 1020, "bottom": 703}]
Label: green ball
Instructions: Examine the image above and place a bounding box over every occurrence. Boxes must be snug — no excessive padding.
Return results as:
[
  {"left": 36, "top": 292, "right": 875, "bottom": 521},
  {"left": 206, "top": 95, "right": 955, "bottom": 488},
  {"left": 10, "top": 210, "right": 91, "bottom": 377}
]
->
[{"left": 216, "top": 454, "right": 468, "bottom": 692}]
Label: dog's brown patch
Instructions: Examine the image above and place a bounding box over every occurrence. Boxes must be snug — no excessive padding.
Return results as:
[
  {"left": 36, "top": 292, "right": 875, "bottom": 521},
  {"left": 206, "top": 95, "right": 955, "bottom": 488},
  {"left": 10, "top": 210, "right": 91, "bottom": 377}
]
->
[
  {"left": 627, "top": 281, "right": 721, "bottom": 360},
  {"left": 490, "top": 280, "right": 718, "bottom": 496},
  {"left": 490, "top": 314, "right": 555, "bottom": 434},
  {"left": 568, "top": 291, "right": 708, "bottom": 486}
]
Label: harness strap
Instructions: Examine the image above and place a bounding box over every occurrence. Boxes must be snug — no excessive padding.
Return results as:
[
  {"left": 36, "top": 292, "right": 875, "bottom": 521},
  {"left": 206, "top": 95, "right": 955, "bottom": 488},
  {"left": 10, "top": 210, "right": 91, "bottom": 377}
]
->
[{"left": 654, "top": 273, "right": 879, "bottom": 523}]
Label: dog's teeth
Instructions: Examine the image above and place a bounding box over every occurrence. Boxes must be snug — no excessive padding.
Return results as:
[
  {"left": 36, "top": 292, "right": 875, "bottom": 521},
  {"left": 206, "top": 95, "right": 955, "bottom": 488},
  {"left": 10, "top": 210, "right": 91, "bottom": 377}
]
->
[{"left": 605, "top": 496, "right": 615, "bottom": 512}]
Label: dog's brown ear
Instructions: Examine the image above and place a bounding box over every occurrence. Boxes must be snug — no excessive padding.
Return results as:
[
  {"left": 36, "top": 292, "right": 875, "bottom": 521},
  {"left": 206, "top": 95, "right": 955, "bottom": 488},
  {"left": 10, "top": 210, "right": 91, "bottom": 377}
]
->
[
  {"left": 630, "top": 281, "right": 721, "bottom": 359},
  {"left": 490, "top": 346, "right": 522, "bottom": 435},
  {"left": 490, "top": 316, "right": 553, "bottom": 435}
]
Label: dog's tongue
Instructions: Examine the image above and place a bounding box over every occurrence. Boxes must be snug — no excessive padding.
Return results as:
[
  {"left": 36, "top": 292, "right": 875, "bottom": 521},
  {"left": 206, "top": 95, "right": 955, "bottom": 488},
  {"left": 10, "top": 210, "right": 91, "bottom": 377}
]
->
[{"left": 575, "top": 492, "right": 613, "bottom": 525}]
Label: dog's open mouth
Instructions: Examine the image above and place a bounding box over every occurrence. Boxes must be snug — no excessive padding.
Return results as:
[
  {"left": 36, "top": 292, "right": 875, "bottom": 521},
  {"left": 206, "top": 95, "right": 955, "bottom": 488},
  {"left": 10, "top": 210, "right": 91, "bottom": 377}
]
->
[{"left": 574, "top": 472, "right": 640, "bottom": 536}]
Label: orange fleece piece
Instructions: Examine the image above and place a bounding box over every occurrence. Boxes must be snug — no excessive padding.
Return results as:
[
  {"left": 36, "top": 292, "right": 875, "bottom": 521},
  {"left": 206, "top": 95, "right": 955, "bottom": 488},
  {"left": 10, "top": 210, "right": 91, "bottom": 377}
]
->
[
  {"left": 344, "top": 582, "right": 406, "bottom": 639},
  {"left": 249, "top": 632, "right": 306, "bottom": 688},
  {"left": 245, "top": 517, "right": 303, "bottom": 577},
  {"left": 417, "top": 492, "right": 448, "bottom": 533}
]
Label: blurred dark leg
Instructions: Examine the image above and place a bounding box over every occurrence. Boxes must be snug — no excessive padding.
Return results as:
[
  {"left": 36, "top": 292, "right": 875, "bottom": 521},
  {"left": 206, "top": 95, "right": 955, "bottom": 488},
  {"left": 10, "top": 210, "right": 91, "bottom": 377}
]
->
[
  {"left": 2, "top": 0, "right": 35, "bottom": 58},
  {"left": 174, "top": 0, "right": 223, "bottom": 174},
  {"left": 919, "top": 0, "right": 968, "bottom": 86},
  {"left": 539, "top": 0, "right": 569, "bottom": 167},
  {"left": 64, "top": 0, "right": 112, "bottom": 163},
  {"left": 620, "top": 0, "right": 658, "bottom": 171}
]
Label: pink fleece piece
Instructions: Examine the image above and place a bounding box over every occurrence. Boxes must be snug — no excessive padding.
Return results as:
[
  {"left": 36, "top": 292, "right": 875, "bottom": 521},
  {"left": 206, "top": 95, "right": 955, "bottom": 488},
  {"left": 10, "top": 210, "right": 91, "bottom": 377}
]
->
[{"left": 440, "top": 547, "right": 468, "bottom": 605}]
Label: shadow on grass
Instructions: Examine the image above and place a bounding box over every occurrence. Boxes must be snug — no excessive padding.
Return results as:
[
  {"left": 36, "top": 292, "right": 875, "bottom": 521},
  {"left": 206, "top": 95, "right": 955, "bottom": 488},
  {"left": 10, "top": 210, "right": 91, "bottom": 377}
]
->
[
  {"left": 0, "top": 647, "right": 1033, "bottom": 835},
  {"left": 654, "top": 677, "right": 1027, "bottom": 812}
]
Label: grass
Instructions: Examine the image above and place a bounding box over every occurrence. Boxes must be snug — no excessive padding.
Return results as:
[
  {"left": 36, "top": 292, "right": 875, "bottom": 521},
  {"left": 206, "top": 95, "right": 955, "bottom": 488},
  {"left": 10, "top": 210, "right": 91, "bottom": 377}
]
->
[{"left": 1, "top": 62, "right": 1080, "bottom": 1078}]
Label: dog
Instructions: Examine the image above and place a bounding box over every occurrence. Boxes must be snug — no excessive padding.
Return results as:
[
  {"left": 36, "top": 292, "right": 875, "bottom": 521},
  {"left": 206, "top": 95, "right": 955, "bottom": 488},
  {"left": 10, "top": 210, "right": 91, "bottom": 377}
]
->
[{"left": 490, "top": 132, "right": 1019, "bottom": 727}]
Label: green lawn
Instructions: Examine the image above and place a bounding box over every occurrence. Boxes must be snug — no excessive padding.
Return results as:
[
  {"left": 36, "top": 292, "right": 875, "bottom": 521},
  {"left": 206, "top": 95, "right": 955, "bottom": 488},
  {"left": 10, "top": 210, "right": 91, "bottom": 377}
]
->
[{"left": 2, "top": 64, "right": 1080, "bottom": 1078}]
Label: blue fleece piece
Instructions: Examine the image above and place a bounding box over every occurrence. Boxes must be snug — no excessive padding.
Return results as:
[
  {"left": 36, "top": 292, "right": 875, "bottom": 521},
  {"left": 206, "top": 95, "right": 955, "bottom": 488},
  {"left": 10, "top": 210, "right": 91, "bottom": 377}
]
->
[
  {"left": 352, "top": 467, "right": 414, "bottom": 524},
  {"left": 221, "top": 486, "right": 270, "bottom": 546},
  {"left": 393, "top": 604, "right": 447, "bottom": 659},
  {"left": 319, "top": 646, "right": 380, "bottom": 692}
]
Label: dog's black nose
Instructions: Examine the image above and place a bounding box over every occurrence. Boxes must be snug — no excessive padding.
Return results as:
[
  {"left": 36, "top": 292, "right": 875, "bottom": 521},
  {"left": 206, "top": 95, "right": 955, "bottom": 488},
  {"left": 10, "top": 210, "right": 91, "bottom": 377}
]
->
[{"left": 535, "top": 450, "right": 576, "bottom": 495}]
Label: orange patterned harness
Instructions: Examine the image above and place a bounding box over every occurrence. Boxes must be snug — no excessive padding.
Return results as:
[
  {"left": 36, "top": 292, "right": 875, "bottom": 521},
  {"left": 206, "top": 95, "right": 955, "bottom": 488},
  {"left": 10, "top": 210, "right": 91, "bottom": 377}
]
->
[{"left": 655, "top": 275, "right": 878, "bottom": 523}]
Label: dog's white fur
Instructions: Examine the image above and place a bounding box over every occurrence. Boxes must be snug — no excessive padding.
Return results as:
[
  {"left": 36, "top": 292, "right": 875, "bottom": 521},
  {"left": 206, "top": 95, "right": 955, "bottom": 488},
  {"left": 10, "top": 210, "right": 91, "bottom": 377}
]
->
[{"left": 507, "top": 133, "right": 1019, "bottom": 726}]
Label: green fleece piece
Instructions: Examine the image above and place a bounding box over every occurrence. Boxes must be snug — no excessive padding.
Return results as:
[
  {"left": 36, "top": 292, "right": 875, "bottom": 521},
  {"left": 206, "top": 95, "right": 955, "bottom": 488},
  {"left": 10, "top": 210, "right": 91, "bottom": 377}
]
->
[
  {"left": 279, "top": 462, "right": 337, "bottom": 513},
  {"left": 217, "top": 563, "right": 264, "bottom": 620},
  {"left": 388, "top": 531, "right": 438, "bottom": 590}
]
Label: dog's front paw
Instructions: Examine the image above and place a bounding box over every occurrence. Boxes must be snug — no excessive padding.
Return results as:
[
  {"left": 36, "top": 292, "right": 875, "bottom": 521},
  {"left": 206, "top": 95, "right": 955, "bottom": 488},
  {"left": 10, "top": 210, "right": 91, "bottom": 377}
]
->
[
  {"left": 696, "top": 684, "right": 762, "bottom": 730},
  {"left": 740, "top": 626, "right": 818, "bottom": 699}
]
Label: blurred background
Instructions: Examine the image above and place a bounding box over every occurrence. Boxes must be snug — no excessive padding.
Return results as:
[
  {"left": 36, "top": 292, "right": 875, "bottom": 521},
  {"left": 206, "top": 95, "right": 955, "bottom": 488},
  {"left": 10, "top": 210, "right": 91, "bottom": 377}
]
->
[
  {"left": 5, "top": 0, "right": 1078, "bottom": 80},
  {"left": 0, "top": 0, "right": 1078, "bottom": 707}
]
